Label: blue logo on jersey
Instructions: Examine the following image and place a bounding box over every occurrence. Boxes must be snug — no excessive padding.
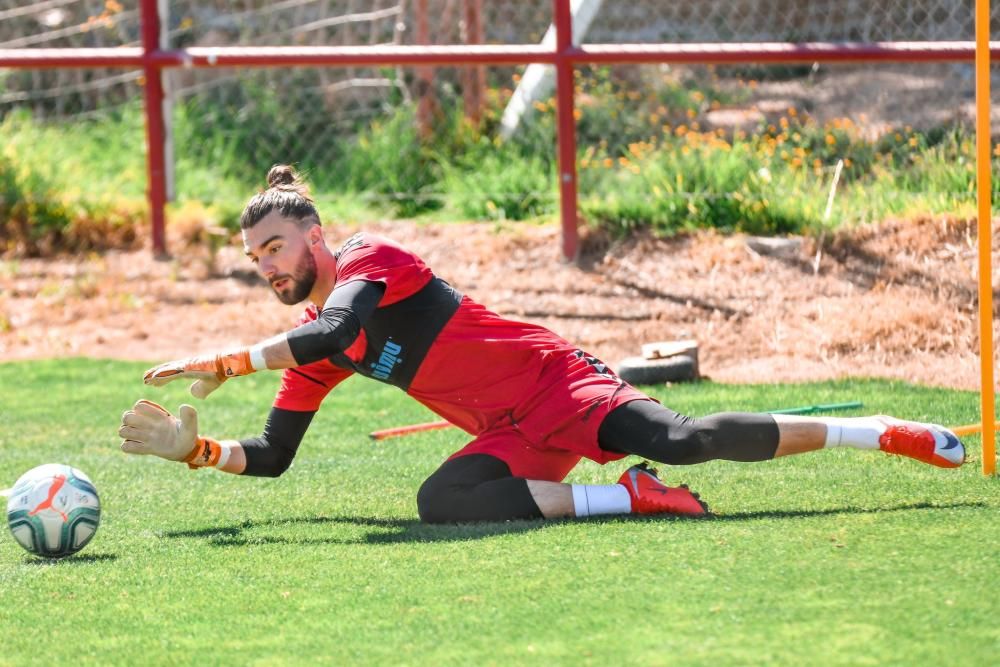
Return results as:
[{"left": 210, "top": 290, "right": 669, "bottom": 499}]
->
[{"left": 371, "top": 340, "right": 403, "bottom": 380}]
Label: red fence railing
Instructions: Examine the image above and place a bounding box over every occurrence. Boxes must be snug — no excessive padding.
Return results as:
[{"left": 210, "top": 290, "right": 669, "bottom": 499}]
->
[{"left": 0, "top": 0, "right": 996, "bottom": 260}]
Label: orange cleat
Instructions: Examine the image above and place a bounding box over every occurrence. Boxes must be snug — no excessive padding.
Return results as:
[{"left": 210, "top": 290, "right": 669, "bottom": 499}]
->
[
  {"left": 877, "top": 419, "right": 966, "bottom": 468},
  {"left": 617, "top": 462, "right": 710, "bottom": 516}
]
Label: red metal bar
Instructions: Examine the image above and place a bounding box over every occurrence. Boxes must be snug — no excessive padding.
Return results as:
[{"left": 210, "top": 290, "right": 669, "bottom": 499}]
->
[
  {"left": 4, "top": 42, "right": 997, "bottom": 70},
  {"left": 139, "top": 0, "right": 167, "bottom": 256},
  {"left": 0, "top": 48, "right": 145, "bottom": 67},
  {"left": 160, "top": 45, "right": 558, "bottom": 67},
  {"left": 570, "top": 41, "right": 994, "bottom": 64},
  {"left": 553, "top": 0, "right": 579, "bottom": 261}
]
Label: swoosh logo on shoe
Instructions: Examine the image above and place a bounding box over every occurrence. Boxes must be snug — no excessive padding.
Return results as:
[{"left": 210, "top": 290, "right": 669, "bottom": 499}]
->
[{"left": 940, "top": 432, "right": 961, "bottom": 450}]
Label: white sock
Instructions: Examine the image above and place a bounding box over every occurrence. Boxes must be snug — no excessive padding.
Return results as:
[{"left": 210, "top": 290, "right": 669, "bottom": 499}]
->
[
  {"left": 823, "top": 417, "right": 887, "bottom": 450},
  {"left": 571, "top": 484, "right": 632, "bottom": 517}
]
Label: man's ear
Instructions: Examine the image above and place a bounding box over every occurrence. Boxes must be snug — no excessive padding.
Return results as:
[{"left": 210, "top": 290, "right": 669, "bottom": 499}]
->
[{"left": 309, "top": 225, "right": 324, "bottom": 247}]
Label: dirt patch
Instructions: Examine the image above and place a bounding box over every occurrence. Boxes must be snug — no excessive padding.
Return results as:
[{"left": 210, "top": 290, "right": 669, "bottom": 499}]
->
[{"left": 0, "top": 216, "right": 994, "bottom": 390}]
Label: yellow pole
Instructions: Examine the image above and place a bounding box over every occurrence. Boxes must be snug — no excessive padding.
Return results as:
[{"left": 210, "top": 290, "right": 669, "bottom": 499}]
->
[{"left": 976, "top": 0, "right": 997, "bottom": 475}]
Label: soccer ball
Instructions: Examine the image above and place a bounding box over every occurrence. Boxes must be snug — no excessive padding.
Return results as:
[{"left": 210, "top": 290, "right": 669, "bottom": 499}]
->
[{"left": 6, "top": 464, "right": 101, "bottom": 559}]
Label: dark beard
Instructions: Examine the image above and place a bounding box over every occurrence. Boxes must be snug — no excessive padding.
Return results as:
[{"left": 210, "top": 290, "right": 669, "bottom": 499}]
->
[{"left": 272, "top": 250, "right": 317, "bottom": 305}]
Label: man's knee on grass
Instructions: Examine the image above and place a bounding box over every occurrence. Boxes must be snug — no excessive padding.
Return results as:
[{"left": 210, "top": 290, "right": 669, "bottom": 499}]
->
[{"left": 417, "top": 455, "right": 543, "bottom": 523}]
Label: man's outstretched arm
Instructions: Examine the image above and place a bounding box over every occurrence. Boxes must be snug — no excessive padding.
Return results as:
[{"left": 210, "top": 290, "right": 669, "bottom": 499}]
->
[
  {"left": 143, "top": 280, "right": 385, "bottom": 398},
  {"left": 119, "top": 400, "right": 314, "bottom": 476}
]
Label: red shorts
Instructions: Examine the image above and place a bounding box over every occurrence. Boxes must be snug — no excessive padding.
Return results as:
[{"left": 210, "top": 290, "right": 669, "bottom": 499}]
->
[{"left": 447, "top": 349, "right": 651, "bottom": 482}]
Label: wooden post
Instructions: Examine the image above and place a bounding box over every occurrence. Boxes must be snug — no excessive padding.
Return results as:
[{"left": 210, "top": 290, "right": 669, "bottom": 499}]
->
[
  {"left": 462, "top": 0, "right": 485, "bottom": 125},
  {"left": 414, "top": 0, "right": 436, "bottom": 138}
]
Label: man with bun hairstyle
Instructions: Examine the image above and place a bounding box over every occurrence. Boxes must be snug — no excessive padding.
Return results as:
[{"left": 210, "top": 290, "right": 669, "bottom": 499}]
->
[{"left": 118, "top": 165, "right": 966, "bottom": 522}]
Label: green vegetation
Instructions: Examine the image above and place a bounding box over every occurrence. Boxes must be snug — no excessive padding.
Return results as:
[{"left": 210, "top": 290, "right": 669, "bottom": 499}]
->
[
  {"left": 0, "top": 359, "right": 997, "bottom": 665},
  {"left": 0, "top": 67, "right": 996, "bottom": 255},
  {"left": 0, "top": 110, "right": 145, "bottom": 254}
]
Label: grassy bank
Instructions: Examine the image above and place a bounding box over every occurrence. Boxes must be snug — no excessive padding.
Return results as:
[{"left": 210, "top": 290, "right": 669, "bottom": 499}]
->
[{"left": 1, "top": 69, "right": 994, "bottom": 255}]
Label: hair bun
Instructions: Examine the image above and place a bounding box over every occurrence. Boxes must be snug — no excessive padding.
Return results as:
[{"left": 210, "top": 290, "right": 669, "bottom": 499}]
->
[{"left": 266, "top": 164, "right": 298, "bottom": 188}]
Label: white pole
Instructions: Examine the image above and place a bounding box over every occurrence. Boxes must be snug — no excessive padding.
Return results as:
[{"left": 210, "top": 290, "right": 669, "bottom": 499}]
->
[{"left": 499, "top": 0, "right": 605, "bottom": 140}]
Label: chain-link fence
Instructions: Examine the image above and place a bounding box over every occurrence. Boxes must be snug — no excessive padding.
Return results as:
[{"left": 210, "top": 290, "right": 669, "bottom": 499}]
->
[
  {"left": 3, "top": 1, "right": 993, "bottom": 122},
  {"left": 1, "top": 0, "right": 997, "bottom": 238}
]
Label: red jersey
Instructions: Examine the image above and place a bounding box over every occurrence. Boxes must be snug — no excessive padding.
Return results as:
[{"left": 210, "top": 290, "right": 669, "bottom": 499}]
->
[{"left": 273, "top": 233, "right": 581, "bottom": 434}]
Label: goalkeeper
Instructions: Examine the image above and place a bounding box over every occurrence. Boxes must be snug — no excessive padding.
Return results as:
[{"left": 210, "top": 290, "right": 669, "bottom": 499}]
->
[{"left": 119, "top": 165, "right": 966, "bottom": 522}]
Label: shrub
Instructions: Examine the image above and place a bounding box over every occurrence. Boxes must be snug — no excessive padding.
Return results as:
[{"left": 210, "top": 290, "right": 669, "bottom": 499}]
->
[{"left": 0, "top": 111, "right": 144, "bottom": 256}]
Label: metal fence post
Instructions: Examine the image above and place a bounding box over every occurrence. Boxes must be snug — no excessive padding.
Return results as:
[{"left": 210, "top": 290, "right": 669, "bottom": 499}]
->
[
  {"left": 553, "top": 0, "right": 579, "bottom": 261},
  {"left": 140, "top": 0, "right": 168, "bottom": 256}
]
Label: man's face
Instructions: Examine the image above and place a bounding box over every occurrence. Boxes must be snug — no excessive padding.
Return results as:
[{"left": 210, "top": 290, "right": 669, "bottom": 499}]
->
[{"left": 243, "top": 212, "right": 318, "bottom": 305}]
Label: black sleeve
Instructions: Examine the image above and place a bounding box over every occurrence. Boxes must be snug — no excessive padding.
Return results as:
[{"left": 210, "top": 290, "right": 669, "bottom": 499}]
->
[
  {"left": 285, "top": 280, "right": 385, "bottom": 366},
  {"left": 240, "top": 407, "right": 316, "bottom": 477}
]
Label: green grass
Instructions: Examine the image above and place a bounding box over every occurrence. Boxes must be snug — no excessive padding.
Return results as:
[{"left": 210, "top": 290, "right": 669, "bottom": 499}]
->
[{"left": 0, "top": 359, "right": 997, "bottom": 665}]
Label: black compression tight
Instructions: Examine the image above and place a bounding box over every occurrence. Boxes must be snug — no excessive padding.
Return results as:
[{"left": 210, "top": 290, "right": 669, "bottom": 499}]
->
[
  {"left": 415, "top": 401, "right": 781, "bottom": 523},
  {"left": 597, "top": 399, "right": 781, "bottom": 464}
]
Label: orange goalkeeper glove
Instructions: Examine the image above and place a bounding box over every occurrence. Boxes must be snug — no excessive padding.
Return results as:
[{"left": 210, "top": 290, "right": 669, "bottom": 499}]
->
[
  {"left": 119, "top": 399, "right": 228, "bottom": 469},
  {"left": 143, "top": 349, "right": 258, "bottom": 399}
]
